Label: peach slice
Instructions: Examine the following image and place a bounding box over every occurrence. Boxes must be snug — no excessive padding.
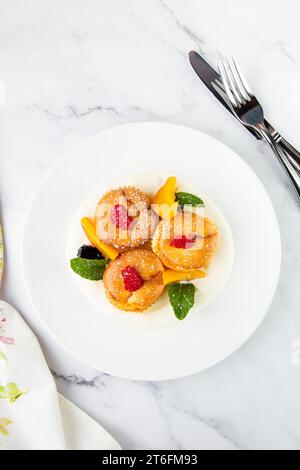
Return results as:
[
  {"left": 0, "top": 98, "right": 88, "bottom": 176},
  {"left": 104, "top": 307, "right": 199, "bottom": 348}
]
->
[
  {"left": 81, "top": 217, "right": 120, "bottom": 260},
  {"left": 152, "top": 176, "right": 179, "bottom": 220},
  {"left": 162, "top": 269, "right": 206, "bottom": 286}
]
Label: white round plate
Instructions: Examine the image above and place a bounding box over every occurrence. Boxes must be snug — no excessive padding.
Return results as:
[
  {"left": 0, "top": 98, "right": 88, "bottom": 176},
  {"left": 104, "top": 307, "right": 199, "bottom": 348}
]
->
[{"left": 23, "top": 122, "right": 281, "bottom": 380}]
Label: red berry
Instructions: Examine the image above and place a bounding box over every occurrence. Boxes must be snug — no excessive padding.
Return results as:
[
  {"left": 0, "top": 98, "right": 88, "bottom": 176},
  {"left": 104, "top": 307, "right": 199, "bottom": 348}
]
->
[
  {"left": 170, "top": 235, "right": 196, "bottom": 249},
  {"left": 121, "top": 266, "right": 144, "bottom": 292},
  {"left": 111, "top": 205, "right": 133, "bottom": 229}
]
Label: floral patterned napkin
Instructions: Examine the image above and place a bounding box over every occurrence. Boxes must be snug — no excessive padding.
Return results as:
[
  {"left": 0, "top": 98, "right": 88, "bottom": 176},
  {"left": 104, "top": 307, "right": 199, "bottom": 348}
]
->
[
  {"left": 0, "top": 225, "right": 3, "bottom": 286},
  {"left": 0, "top": 300, "right": 121, "bottom": 450}
]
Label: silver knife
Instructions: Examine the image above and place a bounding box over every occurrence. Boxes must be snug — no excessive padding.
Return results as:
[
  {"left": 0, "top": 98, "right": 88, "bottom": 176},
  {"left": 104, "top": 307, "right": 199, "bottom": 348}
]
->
[{"left": 189, "top": 51, "right": 300, "bottom": 174}]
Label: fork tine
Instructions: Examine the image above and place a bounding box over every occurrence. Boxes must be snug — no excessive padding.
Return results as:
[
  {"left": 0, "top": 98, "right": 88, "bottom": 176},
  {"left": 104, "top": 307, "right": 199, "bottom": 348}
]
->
[
  {"left": 231, "top": 57, "right": 253, "bottom": 97},
  {"left": 212, "top": 79, "right": 232, "bottom": 107},
  {"left": 228, "top": 57, "right": 250, "bottom": 102},
  {"left": 219, "top": 59, "right": 245, "bottom": 107},
  {"left": 223, "top": 58, "right": 246, "bottom": 106},
  {"left": 215, "top": 78, "right": 225, "bottom": 89},
  {"left": 218, "top": 62, "right": 239, "bottom": 108}
]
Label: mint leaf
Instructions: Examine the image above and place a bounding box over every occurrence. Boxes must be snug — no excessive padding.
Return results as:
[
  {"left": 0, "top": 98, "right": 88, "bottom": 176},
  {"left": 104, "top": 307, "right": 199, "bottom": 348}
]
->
[
  {"left": 175, "top": 192, "right": 204, "bottom": 208},
  {"left": 168, "top": 282, "right": 196, "bottom": 320},
  {"left": 70, "top": 258, "right": 109, "bottom": 281}
]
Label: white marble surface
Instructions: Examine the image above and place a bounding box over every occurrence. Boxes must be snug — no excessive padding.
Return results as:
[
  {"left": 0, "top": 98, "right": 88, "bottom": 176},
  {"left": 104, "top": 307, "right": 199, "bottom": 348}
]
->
[{"left": 0, "top": 0, "right": 300, "bottom": 450}]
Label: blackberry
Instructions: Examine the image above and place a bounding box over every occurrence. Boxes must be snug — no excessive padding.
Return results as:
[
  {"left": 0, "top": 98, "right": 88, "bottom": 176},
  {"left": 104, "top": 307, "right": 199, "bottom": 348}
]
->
[{"left": 77, "top": 245, "right": 104, "bottom": 260}]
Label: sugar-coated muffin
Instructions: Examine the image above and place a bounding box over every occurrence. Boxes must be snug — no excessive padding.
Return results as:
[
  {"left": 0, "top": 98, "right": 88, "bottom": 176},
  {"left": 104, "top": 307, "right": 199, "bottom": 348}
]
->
[
  {"left": 95, "top": 187, "right": 156, "bottom": 249},
  {"left": 103, "top": 249, "right": 165, "bottom": 312},
  {"left": 152, "top": 212, "right": 218, "bottom": 271}
]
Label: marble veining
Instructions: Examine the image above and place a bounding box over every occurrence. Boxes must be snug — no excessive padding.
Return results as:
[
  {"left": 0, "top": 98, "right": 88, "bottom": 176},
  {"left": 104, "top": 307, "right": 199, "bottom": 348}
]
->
[{"left": 1, "top": 0, "right": 300, "bottom": 450}]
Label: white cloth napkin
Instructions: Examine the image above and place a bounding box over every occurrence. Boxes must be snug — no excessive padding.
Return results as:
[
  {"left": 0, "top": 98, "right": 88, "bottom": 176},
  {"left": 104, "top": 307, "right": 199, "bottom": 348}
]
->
[{"left": 0, "top": 300, "right": 121, "bottom": 450}]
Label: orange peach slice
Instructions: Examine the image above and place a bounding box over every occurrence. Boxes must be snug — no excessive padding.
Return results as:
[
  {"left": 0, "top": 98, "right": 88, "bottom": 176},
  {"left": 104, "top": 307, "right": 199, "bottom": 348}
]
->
[
  {"left": 81, "top": 217, "right": 120, "bottom": 260},
  {"left": 152, "top": 176, "right": 179, "bottom": 220},
  {"left": 162, "top": 269, "right": 206, "bottom": 286}
]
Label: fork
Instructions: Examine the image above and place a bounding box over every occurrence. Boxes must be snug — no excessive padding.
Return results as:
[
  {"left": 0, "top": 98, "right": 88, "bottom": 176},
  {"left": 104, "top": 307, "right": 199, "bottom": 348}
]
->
[{"left": 218, "top": 57, "right": 300, "bottom": 201}]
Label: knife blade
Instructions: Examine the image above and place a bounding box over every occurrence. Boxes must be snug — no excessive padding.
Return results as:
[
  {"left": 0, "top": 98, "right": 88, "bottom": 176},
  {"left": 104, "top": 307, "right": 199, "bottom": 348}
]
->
[{"left": 189, "top": 50, "right": 300, "bottom": 173}]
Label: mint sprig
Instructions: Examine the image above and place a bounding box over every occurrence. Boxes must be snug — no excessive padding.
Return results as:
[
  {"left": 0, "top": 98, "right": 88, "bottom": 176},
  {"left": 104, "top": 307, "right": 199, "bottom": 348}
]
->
[
  {"left": 70, "top": 258, "right": 109, "bottom": 281},
  {"left": 168, "top": 282, "right": 196, "bottom": 320},
  {"left": 175, "top": 192, "right": 204, "bottom": 208}
]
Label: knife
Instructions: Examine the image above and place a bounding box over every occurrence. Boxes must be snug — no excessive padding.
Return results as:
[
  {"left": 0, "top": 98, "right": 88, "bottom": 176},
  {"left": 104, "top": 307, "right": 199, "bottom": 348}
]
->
[{"left": 189, "top": 51, "right": 300, "bottom": 174}]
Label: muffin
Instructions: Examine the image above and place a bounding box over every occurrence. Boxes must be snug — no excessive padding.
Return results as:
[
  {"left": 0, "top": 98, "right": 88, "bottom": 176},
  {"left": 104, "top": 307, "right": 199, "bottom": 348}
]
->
[
  {"left": 95, "top": 187, "right": 156, "bottom": 249},
  {"left": 152, "top": 212, "right": 218, "bottom": 271},
  {"left": 103, "top": 249, "right": 165, "bottom": 312}
]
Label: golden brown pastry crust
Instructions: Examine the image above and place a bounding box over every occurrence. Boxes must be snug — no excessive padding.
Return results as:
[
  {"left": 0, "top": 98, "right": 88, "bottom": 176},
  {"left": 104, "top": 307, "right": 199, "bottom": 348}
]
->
[
  {"left": 152, "top": 212, "right": 218, "bottom": 271},
  {"left": 103, "top": 249, "right": 165, "bottom": 312},
  {"left": 95, "top": 187, "right": 155, "bottom": 249}
]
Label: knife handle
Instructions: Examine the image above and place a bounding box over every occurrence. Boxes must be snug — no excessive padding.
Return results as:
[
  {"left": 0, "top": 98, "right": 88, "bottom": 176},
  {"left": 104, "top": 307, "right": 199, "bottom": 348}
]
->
[
  {"left": 275, "top": 144, "right": 300, "bottom": 201},
  {"left": 278, "top": 137, "right": 300, "bottom": 174},
  {"left": 257, "top": 125, "right": 300, "bottom": 202},
  {"left": 262, "top": 121, "right": 300, "bottom": 174}
]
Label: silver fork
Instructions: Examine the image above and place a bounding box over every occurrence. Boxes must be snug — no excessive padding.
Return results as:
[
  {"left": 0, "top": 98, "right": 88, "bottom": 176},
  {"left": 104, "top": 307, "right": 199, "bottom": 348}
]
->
[{"left": 218, "top": 57, "right": 300, "bottom": 202}]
